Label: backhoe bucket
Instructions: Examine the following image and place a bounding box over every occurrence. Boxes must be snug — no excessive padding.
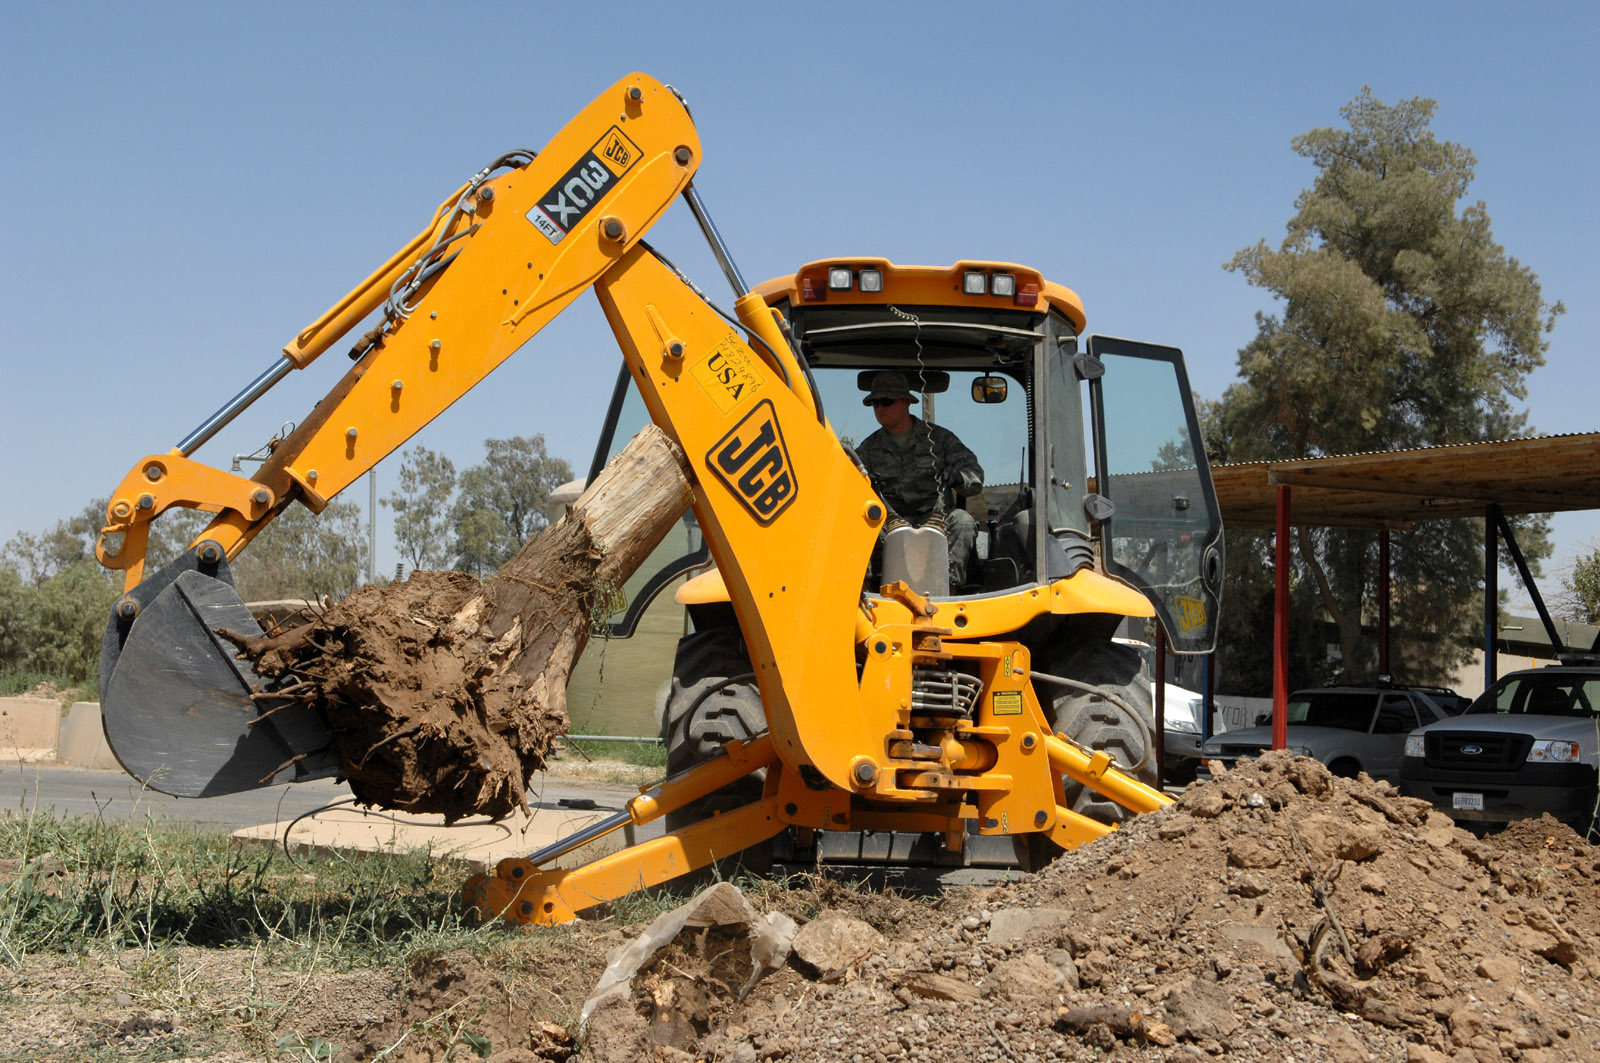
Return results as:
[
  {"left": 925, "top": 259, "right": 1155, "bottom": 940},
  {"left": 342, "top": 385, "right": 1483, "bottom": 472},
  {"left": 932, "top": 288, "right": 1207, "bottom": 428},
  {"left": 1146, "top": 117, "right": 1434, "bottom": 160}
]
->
[{"left": 98, "top": 545, "right": 340, "bottom": 797}]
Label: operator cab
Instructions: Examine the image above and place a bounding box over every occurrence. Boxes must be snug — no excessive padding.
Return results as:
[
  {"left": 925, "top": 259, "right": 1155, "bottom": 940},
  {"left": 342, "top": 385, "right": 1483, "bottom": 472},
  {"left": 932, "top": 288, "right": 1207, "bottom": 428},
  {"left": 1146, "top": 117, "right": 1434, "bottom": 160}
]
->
[
  {"left": 588, "top": 259, "right": 1223, "bottom": 656},
  {"left": 790, "top": 302, "right": 1048, "bottom": 595}
]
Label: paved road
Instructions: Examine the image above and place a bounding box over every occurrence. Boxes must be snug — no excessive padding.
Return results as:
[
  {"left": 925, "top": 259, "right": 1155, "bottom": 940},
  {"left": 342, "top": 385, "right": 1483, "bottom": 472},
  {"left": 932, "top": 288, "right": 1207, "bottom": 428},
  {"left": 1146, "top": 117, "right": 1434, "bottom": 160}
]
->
[{"left": 0, "top": 763, "right": 644, "bottom": 833}]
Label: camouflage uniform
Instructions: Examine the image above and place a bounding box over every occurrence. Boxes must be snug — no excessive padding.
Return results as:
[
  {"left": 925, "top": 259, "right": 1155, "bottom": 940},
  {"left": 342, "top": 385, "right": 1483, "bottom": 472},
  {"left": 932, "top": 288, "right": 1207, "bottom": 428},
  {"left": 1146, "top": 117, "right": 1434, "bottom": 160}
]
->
[{"left": 856, "top": 415, "right": 983, "bottom": 585}]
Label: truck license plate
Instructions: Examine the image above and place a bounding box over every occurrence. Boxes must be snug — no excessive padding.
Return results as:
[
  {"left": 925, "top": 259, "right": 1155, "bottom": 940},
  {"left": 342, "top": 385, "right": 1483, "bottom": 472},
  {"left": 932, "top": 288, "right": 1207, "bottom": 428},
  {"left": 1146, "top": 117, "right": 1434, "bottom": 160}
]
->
[{"left": 1452, "top": 792, "right": 1484, "bottom": 811}]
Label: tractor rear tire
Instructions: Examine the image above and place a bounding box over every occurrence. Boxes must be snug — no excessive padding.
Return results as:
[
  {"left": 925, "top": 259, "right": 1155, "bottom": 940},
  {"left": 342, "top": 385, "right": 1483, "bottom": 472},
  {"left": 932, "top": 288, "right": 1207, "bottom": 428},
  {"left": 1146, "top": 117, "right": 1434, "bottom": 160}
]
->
[
  {"left": 1039, "top": 638, "right": 1158, "bottom": 828},
  {"left": 661, "top": 627, "right": 772, "bottom": 871}
]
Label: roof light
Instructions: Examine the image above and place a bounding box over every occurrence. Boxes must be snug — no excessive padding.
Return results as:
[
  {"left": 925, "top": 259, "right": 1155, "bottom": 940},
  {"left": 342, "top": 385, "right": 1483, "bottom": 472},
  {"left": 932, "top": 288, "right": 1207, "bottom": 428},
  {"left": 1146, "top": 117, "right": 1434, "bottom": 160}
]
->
[
  {"left": 828, "top": 267, "right": 854, "bottom": 291},
  {"left": 1014, "top": 282, "right": 1040, "bottom": 307},
  {"left": 858, "top": 269, "right": 883, "bottom": 293},
  {"left": 962, "top": 271, "right": 988, "bottom": 296},
  {"left": 990, "top": 273, "right": 1016, "bottom": 298},
  {"left": 801, "top": 277, "right": 827, "bottom": 301}
]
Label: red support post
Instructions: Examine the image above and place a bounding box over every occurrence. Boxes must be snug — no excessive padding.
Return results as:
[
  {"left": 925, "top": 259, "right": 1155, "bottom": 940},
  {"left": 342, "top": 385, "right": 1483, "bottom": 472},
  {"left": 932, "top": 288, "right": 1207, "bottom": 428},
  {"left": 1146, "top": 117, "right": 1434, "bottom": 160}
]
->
[{"left": 1273, "top": 485, "right": 1290, "bottom": 751}]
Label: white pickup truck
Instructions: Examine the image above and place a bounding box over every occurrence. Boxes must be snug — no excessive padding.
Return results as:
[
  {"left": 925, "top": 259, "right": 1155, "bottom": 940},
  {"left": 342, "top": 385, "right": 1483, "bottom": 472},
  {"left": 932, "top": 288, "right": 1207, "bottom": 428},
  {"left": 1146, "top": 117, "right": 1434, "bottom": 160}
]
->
[{"left": 1400, "top": 664, "right": 1600, "bottom": 839}]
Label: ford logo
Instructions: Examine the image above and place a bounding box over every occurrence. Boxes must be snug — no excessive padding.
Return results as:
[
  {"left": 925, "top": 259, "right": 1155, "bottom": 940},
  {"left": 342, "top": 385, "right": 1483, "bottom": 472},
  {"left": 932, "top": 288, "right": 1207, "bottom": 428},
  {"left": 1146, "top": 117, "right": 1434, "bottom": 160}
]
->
[{"left": 1459, "top": 744, "right": 1484, "bottom": 756}]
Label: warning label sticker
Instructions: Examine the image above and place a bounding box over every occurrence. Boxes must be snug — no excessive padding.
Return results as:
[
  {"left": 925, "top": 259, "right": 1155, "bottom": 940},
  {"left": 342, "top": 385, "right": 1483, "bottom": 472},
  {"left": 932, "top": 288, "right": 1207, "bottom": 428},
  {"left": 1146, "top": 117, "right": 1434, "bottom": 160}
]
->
[{"left": 992, "top": 691, "right": 1023, "bottom": 716}]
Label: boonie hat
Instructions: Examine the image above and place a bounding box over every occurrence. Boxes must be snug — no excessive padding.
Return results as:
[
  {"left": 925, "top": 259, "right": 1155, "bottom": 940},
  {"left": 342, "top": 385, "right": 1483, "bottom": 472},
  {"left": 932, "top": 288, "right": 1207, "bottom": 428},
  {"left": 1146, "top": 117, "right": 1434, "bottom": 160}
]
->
[{"left": 862, "top": 371, "right": 919, "bottom": 406}]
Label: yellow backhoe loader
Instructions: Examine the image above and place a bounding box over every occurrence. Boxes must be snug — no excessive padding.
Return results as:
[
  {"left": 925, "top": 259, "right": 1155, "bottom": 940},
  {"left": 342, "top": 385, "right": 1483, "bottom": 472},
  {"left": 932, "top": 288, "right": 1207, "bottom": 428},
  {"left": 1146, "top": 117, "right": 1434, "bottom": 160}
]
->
[{"left": 93, "top": 73, "right": 1223, "bottom": 925}]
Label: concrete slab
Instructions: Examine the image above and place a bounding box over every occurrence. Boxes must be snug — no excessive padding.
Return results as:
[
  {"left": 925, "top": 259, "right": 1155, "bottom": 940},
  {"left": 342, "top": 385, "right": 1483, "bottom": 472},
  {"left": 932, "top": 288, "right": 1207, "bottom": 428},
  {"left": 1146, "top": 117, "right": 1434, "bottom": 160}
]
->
[
  {"left": 57, "top": 702, "right": 119, "bottom": 770},
  {"left": 0, "top": 697, "right": 60, "bottom": 762},
  {"left": 231, "top": 799, "right": 638, "bottom": 872}
]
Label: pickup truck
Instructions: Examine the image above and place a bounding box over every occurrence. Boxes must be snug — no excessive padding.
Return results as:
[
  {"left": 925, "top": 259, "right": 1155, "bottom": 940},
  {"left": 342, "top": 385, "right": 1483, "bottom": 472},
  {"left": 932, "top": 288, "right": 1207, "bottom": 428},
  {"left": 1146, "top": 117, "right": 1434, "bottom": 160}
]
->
[{"left": 1400, "top": 664, "right": 1600, "bottom": 839}]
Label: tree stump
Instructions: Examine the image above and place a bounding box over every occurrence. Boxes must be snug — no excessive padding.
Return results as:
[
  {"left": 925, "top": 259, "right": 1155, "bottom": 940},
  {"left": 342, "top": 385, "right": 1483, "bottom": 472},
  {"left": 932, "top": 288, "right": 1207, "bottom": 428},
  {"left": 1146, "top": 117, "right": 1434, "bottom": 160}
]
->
[{"left": 222, "top": 425, "right": 693, "bottom": 821}]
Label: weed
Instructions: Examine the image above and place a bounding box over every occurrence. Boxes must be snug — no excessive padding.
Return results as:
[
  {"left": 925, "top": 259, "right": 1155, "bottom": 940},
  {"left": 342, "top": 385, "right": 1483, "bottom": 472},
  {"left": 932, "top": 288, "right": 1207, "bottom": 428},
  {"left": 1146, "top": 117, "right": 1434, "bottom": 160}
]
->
[
  {"left": 374, "top": 998, "right": 491, "bottom": 1061},
  {"left": 276, "top": 1031, "right": 341, "bottom": 1061}
]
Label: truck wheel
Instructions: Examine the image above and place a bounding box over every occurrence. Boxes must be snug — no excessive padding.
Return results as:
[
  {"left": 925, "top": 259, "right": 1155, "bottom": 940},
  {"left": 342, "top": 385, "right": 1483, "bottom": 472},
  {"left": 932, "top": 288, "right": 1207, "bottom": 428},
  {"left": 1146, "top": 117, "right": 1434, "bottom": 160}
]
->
[
  {"left": 1328, "top": 757, "right": 1361, "bottom": 779},
  {"left": 1038, "top": 639, "right": 1158, "bottom": 828},
  {"left": 661, "top": 627, "right": 772, "bottom": 871}
]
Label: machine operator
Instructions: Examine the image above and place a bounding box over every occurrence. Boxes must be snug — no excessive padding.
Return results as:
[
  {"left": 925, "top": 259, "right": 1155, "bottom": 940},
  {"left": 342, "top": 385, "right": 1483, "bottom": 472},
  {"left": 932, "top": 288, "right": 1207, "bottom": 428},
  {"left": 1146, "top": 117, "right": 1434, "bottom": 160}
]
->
[{"left": 854, "top": 371, "right": 984, "bottom": 587}]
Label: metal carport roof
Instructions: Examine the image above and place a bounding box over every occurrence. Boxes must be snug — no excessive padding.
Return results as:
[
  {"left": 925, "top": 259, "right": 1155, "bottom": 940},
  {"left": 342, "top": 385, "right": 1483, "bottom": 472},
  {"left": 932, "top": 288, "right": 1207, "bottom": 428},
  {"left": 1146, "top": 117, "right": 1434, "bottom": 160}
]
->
[{"left": 1210, "top": 432, "right": 1600, "bottom": 530}]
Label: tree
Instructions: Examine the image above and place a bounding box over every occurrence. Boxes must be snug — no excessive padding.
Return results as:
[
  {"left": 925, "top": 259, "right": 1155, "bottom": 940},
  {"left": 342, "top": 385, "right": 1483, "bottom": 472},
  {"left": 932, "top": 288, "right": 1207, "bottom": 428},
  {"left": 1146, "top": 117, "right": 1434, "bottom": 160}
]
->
[
  {"left": 1556, "top": 541, "right": 1600, "bottom": 625},
  {"left": 1, "top": 499, "right": 112, "bottom": 586},
  {"left": 230, "top": 501, "right": 367, "bottom": 602},
  {"left": 1211, "top": 89, "right": 1562, "bottom": 689},
  {"left": 383, "top": 444, "right": 457, "bottom": 573},
  {"left": 451, "top": 435, "right": 573, "bottom": 576}
]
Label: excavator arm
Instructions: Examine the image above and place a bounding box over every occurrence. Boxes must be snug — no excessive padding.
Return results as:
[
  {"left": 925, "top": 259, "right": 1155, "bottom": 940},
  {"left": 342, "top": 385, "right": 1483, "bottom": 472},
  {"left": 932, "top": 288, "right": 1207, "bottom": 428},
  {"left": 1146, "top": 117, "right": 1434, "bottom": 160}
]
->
[
  {"left": 98, "top": 73, "right": 699, "bottom": 590},
  {"left": 94, "top": 73, "right": 729, "bottom": 795}
]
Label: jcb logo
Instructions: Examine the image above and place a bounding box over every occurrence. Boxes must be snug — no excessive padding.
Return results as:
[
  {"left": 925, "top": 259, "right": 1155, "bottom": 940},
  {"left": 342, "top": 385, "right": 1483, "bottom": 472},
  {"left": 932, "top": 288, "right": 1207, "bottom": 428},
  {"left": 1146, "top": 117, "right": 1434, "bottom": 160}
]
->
[
  {"left": 601, "top": 131, "right": 634, "bottom": 169},
  {"left": 707, "top": 400, "right": 797, "bottom": 524},
  {"left": 1175, "top": 595, "right": 1207, "bottom": 634}
]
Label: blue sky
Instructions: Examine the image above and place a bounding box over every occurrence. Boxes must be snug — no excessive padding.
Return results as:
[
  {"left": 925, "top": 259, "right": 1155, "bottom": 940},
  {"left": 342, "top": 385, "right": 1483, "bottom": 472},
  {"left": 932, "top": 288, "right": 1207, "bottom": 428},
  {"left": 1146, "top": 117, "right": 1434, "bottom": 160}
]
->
[{"left": 3, "top": 2, "right": 1595, "bottom": 592}]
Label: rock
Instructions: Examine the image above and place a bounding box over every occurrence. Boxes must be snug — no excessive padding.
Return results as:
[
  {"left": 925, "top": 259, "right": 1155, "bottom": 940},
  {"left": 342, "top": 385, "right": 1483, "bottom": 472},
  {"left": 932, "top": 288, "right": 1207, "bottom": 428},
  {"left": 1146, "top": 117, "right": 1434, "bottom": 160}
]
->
[
  {"left": 791, "top": 912, "right": 885, "bottom": 980},
  {"left": 981, "top": 954, "right": 1061, "bottom": 1003},
  {"left": 897, "top": 971, "right": 981, "bottom": 1004},
  {"left": 1162, "top": 976, "right": 1241, "bottom": 1041},
  {"left": 1076, "top": 949, "right": 1114, "bottom": 987},
  {"left": 1335, "top": 822, "right": 1386, "bottom": 862},
  {"left": 1448, "top": 1004, "right": 1485, "bottom": 1047},
  {"left": 1044, "top": 948, "right": 1080, "bottom": 989},
  {"left": 1227, "top": 837, "right": 1282, "bottom": 869},
  {"left": 1283, "top": 756, "right": 1333, "bottom": 797},
  {"left": 1476, "top": 955, "right": 1520, "bottom": 984},
  {"left": 1182, "top": 789, "right": 1228, "bottom": 818},
  {"left": 986, "top": 908, "right": 1073, "bottom": 946},
  {"left": 1224, "top": 871, "right": 1272, "bottom": 897}
]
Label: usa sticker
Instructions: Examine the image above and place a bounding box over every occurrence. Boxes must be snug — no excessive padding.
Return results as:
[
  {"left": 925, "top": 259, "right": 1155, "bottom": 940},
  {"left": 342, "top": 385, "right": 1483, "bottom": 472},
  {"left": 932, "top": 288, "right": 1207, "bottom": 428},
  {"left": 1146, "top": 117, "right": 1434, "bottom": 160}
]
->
[
  {"left": 525, "top": 125, "right": 641, "bottom": 244},
  {"left": 707, "top": 399, "right": 797, "bottom": 524},
  {"left": 690, "top": 338, "right": 764, "bottom": 414}
]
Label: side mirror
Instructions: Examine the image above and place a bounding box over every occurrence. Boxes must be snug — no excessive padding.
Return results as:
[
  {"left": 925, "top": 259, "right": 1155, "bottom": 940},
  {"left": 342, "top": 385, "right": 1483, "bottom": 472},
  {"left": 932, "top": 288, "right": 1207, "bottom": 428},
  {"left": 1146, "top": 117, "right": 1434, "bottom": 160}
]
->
[{"left": 971, "top": 375, "right": 1008, "bottom": 403}]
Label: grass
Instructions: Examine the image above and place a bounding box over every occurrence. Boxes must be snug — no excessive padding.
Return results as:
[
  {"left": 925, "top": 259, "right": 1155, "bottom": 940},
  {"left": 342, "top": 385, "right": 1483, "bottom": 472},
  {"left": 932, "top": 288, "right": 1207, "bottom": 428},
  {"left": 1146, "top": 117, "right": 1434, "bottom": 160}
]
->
[
  {"left": 0, "top": 668, "right": 89, "bottom": 708},
  {"left": 0, "top": 810, "right": 482, "bottom": 965},
  {"left": 558, "top": 737, "right": 667, "bottom": 770}
]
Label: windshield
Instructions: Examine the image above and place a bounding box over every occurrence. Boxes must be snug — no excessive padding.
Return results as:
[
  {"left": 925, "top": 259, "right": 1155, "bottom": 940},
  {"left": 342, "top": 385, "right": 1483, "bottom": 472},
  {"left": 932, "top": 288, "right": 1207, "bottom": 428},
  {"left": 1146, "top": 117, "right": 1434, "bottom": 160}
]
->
[
  {"left": 1286, "top": 692, "right": 1375, "bottom": 731},
  {"left": 1469, "top": 672, "right": 1600, "bottom": 717}
]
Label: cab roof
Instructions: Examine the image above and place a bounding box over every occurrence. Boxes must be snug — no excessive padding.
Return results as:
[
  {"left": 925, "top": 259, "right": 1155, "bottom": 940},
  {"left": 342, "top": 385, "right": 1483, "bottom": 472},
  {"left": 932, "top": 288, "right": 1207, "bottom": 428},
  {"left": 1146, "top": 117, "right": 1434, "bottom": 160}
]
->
[{"left": 753, "top": 258, "right": 1087, "bottom": 334}]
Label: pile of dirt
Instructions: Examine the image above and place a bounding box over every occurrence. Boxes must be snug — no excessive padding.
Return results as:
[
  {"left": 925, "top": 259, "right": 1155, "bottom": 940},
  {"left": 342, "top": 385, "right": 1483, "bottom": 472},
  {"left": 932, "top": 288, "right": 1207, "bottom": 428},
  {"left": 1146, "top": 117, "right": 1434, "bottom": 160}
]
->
[
  {"left": 570, "top": 751, "right": 1598, "bottom": 1063},
  {"left": 8, "top": 753, "right": 1594, "bottom": 1062}
]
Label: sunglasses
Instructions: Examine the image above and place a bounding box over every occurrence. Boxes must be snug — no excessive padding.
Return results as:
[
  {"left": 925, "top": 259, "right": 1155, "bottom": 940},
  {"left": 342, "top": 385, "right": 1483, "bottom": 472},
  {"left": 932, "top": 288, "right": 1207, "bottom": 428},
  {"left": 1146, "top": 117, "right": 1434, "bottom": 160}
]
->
[{"left": 867, "top": 397, "right": 901, "bottom": 408}]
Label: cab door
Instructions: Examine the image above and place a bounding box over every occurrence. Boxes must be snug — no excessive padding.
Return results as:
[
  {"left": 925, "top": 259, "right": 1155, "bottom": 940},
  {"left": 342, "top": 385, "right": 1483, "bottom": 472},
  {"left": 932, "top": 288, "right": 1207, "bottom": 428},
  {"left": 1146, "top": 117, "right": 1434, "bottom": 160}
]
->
[{"left": 1086, "top": 336, "right": 1224, "bottom": 654}]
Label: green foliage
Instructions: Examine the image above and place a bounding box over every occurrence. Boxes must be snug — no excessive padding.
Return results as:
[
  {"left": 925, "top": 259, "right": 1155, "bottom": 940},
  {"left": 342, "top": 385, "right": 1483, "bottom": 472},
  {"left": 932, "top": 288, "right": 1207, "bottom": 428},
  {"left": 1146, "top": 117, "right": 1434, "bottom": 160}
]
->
[
  {"left": 384, "top": 444, "right": 457, "bottom": 573},
  {"left": 1559, "top": 542, "right": 1600, "bottom": 625},
  {"left": 0, "top": 499, "right": 108, "bottom": 585},
  {"left": 229, "top": 500, "right": 367, "bottom": 602},
  {"left": 560, "top": 737, "right": 667, "bottom": 769},
  {"left": 0, "top": 811, "right": 479, "bottom": 962},
  {"left": 450, "top": 435, "right": 573, "bottom": 577},
  {"left": 0, "top": 558, "right": 117, "bottom": 686},
  {"left": 1210, "top": 89, "right": 1562, "bottom": 690}
]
